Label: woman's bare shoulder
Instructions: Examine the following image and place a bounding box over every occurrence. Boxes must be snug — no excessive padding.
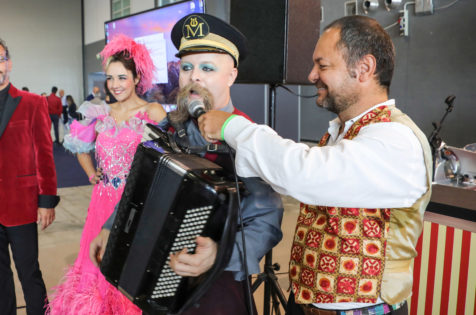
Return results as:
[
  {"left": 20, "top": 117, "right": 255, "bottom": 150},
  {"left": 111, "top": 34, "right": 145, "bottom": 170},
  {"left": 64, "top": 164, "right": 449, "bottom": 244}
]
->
[{"left": 146, "top": 102, "right": 167, "bottom": 122}]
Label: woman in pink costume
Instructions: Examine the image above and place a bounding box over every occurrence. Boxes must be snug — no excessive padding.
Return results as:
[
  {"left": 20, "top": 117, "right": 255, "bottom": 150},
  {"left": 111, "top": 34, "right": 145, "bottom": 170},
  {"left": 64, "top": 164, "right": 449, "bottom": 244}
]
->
[{"left": 48, "top": 35, "right": 166, "bottom": 314}]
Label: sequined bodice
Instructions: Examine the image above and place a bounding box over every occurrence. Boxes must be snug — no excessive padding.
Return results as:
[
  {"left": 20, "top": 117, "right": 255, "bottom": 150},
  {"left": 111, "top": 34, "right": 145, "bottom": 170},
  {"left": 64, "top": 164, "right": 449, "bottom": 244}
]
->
[{"left": 95, "top": 113, "right": 151, "bottom": 190}]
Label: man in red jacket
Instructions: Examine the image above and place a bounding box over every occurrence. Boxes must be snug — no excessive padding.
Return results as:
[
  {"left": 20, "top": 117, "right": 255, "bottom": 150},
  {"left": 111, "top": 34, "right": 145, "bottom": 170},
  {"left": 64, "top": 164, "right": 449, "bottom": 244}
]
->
[
  {"left": 0, "top": 38, "right": 59, "bottom": 315},
  {"left": 46, "top": 86, "right": 62, "bottom": 144}
]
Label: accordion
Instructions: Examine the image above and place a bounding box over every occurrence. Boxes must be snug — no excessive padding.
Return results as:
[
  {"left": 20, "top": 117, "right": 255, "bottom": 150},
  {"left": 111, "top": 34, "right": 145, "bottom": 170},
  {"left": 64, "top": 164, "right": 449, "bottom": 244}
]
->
[{"left": 100, "top": 138, "right": 240, "bottom": 314}]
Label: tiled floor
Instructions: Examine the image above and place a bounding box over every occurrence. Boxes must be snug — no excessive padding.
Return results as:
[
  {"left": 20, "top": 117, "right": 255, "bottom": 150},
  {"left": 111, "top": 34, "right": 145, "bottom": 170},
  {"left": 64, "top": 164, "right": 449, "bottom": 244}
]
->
[{"left": 13, "top": 185, "right": 300, "bottom": 314}]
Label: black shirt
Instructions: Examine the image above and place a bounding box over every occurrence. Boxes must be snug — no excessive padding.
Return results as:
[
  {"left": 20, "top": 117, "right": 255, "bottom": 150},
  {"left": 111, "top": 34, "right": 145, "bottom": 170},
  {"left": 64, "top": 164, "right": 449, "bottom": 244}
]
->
[{"left": 0, "top": 83, "right": 11, "bottom": 122}]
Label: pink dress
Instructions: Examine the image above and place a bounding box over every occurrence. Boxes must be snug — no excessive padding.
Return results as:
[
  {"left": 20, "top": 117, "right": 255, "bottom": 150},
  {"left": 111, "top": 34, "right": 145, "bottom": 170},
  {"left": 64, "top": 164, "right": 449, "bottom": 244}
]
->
[{"left": 49, "top": 103, "right": 156, "bottom": 314}]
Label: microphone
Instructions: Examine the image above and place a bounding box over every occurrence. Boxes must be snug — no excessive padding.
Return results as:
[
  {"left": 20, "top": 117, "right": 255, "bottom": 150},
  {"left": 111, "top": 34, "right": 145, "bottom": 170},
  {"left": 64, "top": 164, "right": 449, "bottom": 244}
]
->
[{"left": 187, "top": 99, "right": 206, "bottom": 118}]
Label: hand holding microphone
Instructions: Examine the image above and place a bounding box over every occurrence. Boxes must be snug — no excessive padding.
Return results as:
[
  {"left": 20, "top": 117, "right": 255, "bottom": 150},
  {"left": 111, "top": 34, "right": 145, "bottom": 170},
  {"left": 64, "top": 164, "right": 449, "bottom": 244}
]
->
[
  {"left": 187, "top": 97, "right": 234, "bottom": 142},
  {"left": 187, "top": 99, "right": 207, "bottom": 118},
  {"left": 187, "top": 99, "right": 214, "bottom": 141}
]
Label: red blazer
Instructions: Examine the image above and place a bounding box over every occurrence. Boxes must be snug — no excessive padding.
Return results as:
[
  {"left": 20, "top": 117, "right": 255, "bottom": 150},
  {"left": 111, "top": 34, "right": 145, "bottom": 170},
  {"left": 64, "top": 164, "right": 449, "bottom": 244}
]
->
[
  {"left": 0, "top": 84, "right": 59, "bottom": 226},
  {"left": 47, "top": 93, "right": 62, "bottom": 115}
]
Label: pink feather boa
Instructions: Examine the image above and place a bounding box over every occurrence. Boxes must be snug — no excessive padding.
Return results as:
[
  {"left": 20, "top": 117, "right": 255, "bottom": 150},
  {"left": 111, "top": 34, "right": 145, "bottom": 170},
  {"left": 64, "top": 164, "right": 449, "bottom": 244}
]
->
[
  {"left": 47, "top": 265, "right": 142, "bottom": 315},
  {"left": 100, "top": 34, "right": 155, "bottom": 95}
]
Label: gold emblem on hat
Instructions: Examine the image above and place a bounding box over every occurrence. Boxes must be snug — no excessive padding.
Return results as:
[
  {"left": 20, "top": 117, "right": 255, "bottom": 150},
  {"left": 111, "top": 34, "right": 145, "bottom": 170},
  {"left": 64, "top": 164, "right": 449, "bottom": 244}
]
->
[{"left": 182, "top": 15, "right": 210, "bottom": 39}]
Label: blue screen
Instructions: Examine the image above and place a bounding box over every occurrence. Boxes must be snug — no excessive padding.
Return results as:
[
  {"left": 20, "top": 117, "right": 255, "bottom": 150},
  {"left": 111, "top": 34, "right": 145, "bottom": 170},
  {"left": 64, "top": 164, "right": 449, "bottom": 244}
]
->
[{"left": 105, "top": 0, "right": 205, "bottom": 110}]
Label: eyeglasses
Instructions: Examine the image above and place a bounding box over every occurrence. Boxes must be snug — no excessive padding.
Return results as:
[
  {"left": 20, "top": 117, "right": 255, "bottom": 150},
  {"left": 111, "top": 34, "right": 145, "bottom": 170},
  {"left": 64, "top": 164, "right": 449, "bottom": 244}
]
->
[{"left": 0, "top": 55, "right": 8, "bottom": 63}]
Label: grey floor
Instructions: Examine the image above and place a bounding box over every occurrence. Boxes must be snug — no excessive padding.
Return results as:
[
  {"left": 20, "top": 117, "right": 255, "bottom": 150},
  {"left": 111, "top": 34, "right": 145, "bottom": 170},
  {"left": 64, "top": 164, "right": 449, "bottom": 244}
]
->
[{"left": 13, "top": 185, "right": 300, "bottom": 314}]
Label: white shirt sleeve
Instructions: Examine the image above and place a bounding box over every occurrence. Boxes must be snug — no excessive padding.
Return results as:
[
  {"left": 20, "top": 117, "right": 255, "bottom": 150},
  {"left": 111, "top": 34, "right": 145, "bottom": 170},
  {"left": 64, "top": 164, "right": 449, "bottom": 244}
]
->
[{"left": 224, "top": 115, "right": 428, "bottom": 208}]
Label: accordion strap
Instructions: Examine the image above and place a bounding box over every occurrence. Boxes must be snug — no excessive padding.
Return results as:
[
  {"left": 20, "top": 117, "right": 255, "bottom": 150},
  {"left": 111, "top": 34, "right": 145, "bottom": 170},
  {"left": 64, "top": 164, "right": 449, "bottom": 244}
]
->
[
  {"left": 167, "top": 113, "right": 231, "bottom": 155},
  {"left": 184, "top": 143, "right": 231, "bottom": 154}
]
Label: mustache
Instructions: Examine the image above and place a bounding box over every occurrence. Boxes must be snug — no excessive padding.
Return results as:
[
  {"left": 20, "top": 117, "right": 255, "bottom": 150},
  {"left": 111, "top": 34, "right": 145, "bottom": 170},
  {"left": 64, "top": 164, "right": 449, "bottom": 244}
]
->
[
  {"left": 315, "top": 80, "right": 326, "bottom": 89},
  {"left": 169, "top": 83, "right": 214, "bottom": 124}
]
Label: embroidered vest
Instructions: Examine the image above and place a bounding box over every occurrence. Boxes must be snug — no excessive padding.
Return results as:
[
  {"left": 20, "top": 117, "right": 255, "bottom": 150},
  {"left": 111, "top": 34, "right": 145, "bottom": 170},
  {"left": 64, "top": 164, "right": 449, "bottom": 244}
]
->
[{"left": 289, "top": 105, "right": 432, "bottom": 305}]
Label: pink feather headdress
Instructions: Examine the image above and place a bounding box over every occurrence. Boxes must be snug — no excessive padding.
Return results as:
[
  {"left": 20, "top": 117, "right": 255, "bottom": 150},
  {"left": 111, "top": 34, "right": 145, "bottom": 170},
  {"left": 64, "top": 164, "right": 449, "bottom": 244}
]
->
[{"left": 100, "top": 34, "right": 155, "bottom": 95}]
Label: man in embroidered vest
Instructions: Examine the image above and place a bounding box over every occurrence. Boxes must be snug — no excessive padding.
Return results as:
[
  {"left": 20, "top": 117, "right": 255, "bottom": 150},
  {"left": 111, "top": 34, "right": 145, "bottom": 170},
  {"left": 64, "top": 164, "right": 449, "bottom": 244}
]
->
[
  {"left": 89, "top": 13, "right": 284, "bottom": 314},
  {"left": 197, "top": 15, "right": 432, "bottom": 315}
]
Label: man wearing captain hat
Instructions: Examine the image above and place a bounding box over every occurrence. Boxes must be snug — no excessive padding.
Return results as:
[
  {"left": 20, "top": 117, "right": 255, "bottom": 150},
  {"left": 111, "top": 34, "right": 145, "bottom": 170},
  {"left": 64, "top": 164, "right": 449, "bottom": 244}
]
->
[{"left": 90, "top": 13, "right": 284, "bottom": 314}]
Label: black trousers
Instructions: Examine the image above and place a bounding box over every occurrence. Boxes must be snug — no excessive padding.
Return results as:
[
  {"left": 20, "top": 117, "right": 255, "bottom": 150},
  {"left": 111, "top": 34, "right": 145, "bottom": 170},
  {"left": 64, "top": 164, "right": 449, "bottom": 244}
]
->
[
  {"left": 286, "top": 292, "right": 408, "bottom": 315},
  {"left": 62, "top": 106, "right": 68, "bottom": 125},
  {"left": 49, "top": 114, "right": 60, "bottom": 142},
  {"left": 0, "top": 223, "right": 48, "bottom": 315},
  {"left": 180, "top": 271, "right": 257, "bottom": 315}
]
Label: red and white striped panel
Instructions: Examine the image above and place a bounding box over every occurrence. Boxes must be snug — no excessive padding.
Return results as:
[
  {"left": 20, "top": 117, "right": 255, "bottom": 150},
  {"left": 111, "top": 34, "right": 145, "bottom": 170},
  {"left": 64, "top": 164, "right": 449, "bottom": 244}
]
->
[{"left": 408, "top": 221, "right": 476, "bottom": 315}]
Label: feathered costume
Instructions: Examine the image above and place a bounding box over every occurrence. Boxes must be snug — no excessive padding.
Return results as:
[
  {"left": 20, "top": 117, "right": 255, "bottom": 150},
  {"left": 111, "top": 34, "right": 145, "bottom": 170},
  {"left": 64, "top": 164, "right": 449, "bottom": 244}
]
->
[{"left": 48, "top": 35, "right": 156, "bottom": 315}]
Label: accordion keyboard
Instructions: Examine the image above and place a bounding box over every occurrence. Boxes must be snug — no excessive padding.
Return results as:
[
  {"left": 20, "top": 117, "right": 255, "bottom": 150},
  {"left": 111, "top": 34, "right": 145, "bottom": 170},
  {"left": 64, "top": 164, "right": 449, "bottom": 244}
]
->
[{"left": 151, "top": 205, "right": 213, "bottom": 299}]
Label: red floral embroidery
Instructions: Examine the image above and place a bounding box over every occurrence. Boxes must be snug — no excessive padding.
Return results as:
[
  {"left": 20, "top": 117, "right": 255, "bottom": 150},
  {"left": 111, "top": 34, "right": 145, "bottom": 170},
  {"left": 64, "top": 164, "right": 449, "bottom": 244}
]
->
[
  {"left": 315, "top": 293, "right": 334, "bottom": 303},
  {"left": 362, "top": 258, "right": 382, "bottom": 276},
  {"left": 337, "top": 277, "right": 356, "bottom": 294},
  {"left": 359, "top": 280, "right": 373, "bottom": 293},
  {"left": 342, "top": 208, "right": 360, "bottom": 216},
  {"left": 319, "top": 133, "right": 331, "bottom": 147},
  {"left": 292, "top": 282, "right": 299, "bottom": 294},
  {"left": 301, "top": 289, "right": 312, "bottom": 301},
  {"left": 341, "top": 238, "right": 360, "bottom": 254},
  {"left": 290, "top": 266, "right": 298, "bottom": 278},
  {"left": 382, "top": 208, "right": 391, "bottom": 220},
  {"left": 302, "top": 211, "right": 316, "bottom": 226},
  {"left": 318, "top": 277, "right": 332, "bottom": 292},
  {"left": 306, "top": 253, "right": 316, "bottom": 268},
  {"left": 365, "top": 242, "right": 380, "bottom": 255},
  {"left": 343, "top": 219, "right": 358, "bottom": 234},
  {"left": 364, "top": 208, "right": 378, "bottom": 215},
  {"left": 324, "top": 238, "right": 337, "bottom": 251},
  {"left": 318, "top": 254, "right": 337, "bottom": 273},
  {"left": 343, "top": 259, "right": 356, "bottom": 271},
  {"left": 327, "top": 207, "right": 338, "bottom": 215},
  {"left": 291, "top": 244, "right": 304, "bottom": 262},
  {"left": 291, "top": 105, "right": 392, "bottom": 303},
  {"left": 305, "top": 230, "right": 322, "bottom": 248},
  {"left": 315, "top": 215, "right": 326, "bottom": 226},
  {"left": 363, "top": 219, "right": 382, "bottom": 238},
  {"left": 300, "top": 268, "right": 316, "bottom": 287},
  {"left": 357, "top": 297, "right": 377, "bottom": 303},
  {"left": 325, "top": 217, "right": 339, "bottom": 235},
  {"left": 337, "top": 297, "right": 352, "bottom": 302}
]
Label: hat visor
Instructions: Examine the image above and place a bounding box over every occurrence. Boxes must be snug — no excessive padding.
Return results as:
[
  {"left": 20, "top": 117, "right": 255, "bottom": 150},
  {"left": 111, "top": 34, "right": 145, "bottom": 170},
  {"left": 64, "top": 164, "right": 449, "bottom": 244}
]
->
[{"left": 175, "top": 47, "right": 237, "bottom": 65}]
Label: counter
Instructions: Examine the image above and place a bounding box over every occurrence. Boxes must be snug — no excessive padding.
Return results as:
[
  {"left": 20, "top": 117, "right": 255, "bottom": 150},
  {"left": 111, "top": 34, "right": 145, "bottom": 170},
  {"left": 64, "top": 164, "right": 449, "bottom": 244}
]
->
[{"left": 408, "top": 184, "right": 476, "bottom": 315}]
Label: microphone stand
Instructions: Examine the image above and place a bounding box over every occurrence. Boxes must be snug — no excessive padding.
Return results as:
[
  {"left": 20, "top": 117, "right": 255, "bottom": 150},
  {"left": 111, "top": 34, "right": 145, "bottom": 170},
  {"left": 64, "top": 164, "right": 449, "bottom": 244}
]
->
[
  {"left": 251, "top": 83, "right": 287, "bottom": 315},
  {"left": 428, "top": 95, "right": 455, "bottom": 180}
]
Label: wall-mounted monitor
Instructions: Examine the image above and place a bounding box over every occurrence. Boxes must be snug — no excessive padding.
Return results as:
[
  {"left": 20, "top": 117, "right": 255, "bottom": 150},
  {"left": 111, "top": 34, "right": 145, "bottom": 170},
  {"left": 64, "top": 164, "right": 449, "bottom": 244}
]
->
[{"left": 105, "top": 0, "right": 205, "bottom": 111}]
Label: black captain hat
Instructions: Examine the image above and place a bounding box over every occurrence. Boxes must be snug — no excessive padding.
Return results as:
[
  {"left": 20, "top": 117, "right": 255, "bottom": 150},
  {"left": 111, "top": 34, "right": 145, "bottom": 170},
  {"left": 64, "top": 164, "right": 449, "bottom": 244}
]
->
[{"left": 171, "top": 13, "right": 247, "bottom": 66}]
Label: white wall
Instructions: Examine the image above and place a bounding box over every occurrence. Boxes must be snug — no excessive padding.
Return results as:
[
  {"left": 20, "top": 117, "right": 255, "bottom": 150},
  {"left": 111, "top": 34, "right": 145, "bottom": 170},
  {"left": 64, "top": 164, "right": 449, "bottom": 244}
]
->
[
  {"left": 0, "top": 0, "right": 82, "bottom": 102},
  {"left": 131, "top": 0, "right": 155, "bottom": 14},
  {"left": 84, "top": 0, "right": 110, "bottom": 45}
]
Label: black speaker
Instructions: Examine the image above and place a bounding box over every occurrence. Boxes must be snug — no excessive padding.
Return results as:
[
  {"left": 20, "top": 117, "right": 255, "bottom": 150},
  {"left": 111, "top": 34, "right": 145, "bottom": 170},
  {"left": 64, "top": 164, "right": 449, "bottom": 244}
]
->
[{"left": 230, "top": 0, "right": 321, "bottom": 85}]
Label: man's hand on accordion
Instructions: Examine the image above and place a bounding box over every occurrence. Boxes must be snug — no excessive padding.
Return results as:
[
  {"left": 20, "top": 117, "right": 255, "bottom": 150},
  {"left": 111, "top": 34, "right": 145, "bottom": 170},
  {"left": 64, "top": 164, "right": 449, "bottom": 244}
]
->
[
  {"left": 89, "top": 229, "right": 110, "bottom": 267},
  {"left": 169, "top": 236, "right": 217, "bottom": 277}
]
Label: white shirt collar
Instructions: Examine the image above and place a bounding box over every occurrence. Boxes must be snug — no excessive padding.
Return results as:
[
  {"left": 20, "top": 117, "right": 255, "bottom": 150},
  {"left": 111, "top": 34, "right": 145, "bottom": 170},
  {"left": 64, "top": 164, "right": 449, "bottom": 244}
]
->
[{"left": 327, "top": 99, "right": 395, "bottom": 142}]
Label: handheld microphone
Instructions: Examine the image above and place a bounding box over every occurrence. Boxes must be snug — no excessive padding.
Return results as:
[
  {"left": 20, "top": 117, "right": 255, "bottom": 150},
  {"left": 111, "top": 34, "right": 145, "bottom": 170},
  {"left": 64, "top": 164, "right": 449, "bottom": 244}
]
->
[{"left": 187, "top": 99, "right": 206, "bottom": 118}]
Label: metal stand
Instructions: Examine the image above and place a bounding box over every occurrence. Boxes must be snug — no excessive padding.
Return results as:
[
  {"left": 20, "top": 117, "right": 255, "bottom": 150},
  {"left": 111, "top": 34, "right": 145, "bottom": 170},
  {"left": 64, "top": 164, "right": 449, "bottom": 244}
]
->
[
  {"left": 252, "top": 251, "right": 288, "bottom": 315},
  {"left": 250, "top": 84, "right": 287, "bottom": 315},
  {"left": 428, "top": 95, "right": 455, "bottom": 180}
]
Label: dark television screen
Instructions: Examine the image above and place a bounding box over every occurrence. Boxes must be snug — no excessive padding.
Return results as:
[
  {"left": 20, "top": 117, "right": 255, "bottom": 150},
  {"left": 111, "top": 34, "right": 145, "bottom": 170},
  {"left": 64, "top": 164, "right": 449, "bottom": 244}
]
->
[{"left": 105, "top": 0, "right": 205, "bottom": 111}]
